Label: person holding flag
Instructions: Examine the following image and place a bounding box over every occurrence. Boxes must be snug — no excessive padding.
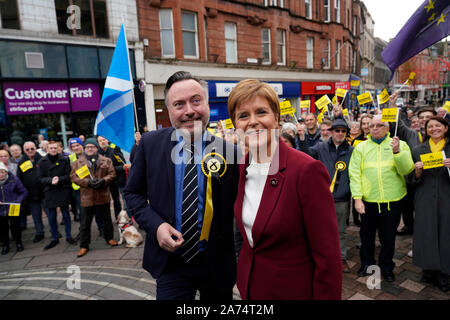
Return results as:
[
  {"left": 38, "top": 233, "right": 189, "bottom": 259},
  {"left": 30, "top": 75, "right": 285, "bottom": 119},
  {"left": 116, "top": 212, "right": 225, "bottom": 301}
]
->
[
  {"left": 0, "top": 161, "right": 28, "bottom": 255},
  {"left": 70, "top": 138, "right": 118, "bottom": 258},
  {"left": 409, "top": 116, "right": 450, "bottom": 293}
]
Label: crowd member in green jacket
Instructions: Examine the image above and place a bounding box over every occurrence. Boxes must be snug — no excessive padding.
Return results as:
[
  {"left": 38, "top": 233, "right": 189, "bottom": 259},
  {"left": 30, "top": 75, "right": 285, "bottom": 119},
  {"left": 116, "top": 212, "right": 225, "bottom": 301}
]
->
[{"left": 349, "top": 115, "right": 414, "bottom": 282}]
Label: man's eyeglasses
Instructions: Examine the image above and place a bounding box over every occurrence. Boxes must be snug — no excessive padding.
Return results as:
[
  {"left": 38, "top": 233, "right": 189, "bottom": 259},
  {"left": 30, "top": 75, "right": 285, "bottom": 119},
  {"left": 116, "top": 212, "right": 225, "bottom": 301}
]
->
[
  {"left": 369, "top": 124, "right": 386, "bottom": 129},
  {"left": 333, "top": 129, "right": 347, "bottom": 133},
  {"left": 25, "top": 148, "right": 35, "bottom": 151}
]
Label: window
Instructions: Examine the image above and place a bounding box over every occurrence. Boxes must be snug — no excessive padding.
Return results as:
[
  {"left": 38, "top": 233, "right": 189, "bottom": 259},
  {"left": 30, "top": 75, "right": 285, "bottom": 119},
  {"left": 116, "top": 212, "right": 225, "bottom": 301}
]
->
[
  {"left": 67, "top": 45, "right": 100, "bottom": 78},
  {"left": 264, "top": 0, "right": 284, "bottom": 7},
  {"left": 55, "top": 0, "right": 108, "bottom": 38},
  {"left": 0, "top": 0, "right": 20, "bottom": 29},
  {"left": 276, "top": 29, "right": 286, "bottom": 65},
  {"left": 334, "top": 0, "right": 340, "bottom": 23},
  {"left": 335, "top": 40, "right": 341, "bottom": 70},
  {"left": 225, "top": 22, "right": 237, "bottom": 64},
  {"left": 307, "top": 37, "right": 314, "bottom": 69},
  {"left": 261, "top": 28, "right": 271, "bottom": 64},
  {"left": 353, "top": 49, "right": 357, "bottom": 73},
  {"left": 159, "top": 9, "right": 175, "bottom": 57},
  {"left": 305, "top": 0, "right": 312, "bottom": 19},
  {"left": 324, "top": 40, "right": 330, "bottom": 69},
  {"left": 324, "top": 0, "right": 330, "bottom": 22},
  {"left": 353, "top": 16, "right": 357, "bottom": 35},
  {"left": 181, "top": 11, "right": 199, "bottom": 58}
]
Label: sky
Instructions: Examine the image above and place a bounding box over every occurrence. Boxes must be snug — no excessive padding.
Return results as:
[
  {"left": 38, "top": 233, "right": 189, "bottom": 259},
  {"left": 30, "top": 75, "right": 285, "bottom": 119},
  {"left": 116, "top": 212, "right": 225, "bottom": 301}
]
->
[{"left": 362, "top": 0, "right": 426, "bottom": 42}]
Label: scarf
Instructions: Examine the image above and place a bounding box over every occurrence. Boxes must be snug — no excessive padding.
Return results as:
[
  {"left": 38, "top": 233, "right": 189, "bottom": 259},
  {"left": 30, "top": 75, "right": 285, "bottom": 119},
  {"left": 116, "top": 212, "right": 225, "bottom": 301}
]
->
[
  {"left": 429, "top": 138, "right": 447, "bottom": 153},
  {"left": 370, "top": 134, "right": 388, "bottom": 145}
]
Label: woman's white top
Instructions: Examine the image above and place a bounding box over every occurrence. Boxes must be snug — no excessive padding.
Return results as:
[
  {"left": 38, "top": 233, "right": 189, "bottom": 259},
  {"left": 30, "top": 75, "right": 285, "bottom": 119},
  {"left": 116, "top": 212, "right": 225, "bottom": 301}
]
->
[{"left": 242, "top": 159, "right": 271, "bottom": 248}]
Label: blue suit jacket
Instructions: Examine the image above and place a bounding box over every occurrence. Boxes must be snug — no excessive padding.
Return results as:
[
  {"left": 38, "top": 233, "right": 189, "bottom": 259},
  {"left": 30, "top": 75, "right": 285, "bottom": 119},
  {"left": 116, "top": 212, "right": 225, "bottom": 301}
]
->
[{"left": 124, "top": 127, "right": 239, "bottom": 291}]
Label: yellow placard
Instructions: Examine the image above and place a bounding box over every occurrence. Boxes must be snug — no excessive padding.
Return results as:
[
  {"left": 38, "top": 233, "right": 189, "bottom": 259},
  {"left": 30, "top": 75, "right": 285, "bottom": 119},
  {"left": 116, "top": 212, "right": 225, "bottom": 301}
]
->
[
  {"left": 300, "top": 100, "right": 310, "bottom": 110},
  {"left": 378, "top": 89, "right": 390, "bottom": 105},
  {"left": 8, "top": 204, "right": 21, "bottom": 217},
  {"left": 381, "top": 107, "right": 399, "bottom": 122},
  {"left": 280, "top": 100, "right": 295, "bottom": 116},
  {"left": 357, "top": 92, "right": 373, "bottom": 105},
  {"left": 444, "top": 101, "right": 450, "bottom": 113},
  {"left": 335, "top": 88, "right": 347, "bottom": 98},
  {"left": 332, "top": 95, "right": 337, "bottom": 105},
  {"left": 315, "top": 95, "right": 332, "bottom": 111},
  {"left": 19, "top": 160, "right": 33, "bottom": 173},
  {"left": 222, "top": 119, "right": 234, "bottom": 129},
  {"left": 75, "top": 165, "right": 90, "bottom": 179},
  {"left": 350, "top": 80, "right": 360, "bottom": 87},
  {"left": 343, "top": 108, "right": 349, "bottom": 117},
  {"left": 420, "top": 152, "right": 444, "bottom": 169}
]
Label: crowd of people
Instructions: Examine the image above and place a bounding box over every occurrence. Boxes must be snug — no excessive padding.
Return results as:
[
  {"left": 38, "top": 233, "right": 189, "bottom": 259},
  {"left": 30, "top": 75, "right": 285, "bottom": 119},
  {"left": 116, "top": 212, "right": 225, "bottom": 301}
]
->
[
  {"left": 1, "top": 71, "right": 449, "bottom": 300},
  {"left": 0, "top": 135, "right": 135, "bottom": 257}
]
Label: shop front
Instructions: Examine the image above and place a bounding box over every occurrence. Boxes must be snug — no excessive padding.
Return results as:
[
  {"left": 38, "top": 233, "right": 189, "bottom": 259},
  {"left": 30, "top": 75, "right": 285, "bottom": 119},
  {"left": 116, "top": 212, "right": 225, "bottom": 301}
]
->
[
  {"left": 207, "top": 80, "right": 301, "bottom": 122},
  {"left": 301, "top": 82, "right": 336, "bottom": 114}
]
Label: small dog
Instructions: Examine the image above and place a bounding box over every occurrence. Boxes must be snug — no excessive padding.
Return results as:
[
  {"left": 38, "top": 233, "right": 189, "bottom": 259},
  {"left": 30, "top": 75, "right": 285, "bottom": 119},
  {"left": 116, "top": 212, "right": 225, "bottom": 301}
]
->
[{"left": 117, "top": 210, "right": 144, "bottom": 248}]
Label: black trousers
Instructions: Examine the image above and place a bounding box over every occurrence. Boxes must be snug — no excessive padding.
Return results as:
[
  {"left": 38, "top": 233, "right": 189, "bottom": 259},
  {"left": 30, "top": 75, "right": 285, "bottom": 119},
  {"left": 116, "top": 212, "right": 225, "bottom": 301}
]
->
[
  {"left": 400, "top": 183, "right": 415, "bottom": 230},
  {"left": 156, "top": 252, "right": 233, "bottom": 301},
  {"left": 79, "top": 204, "right": 114, "bottom": 249},
  {"left": 0, "top": 216, "right": 21, "bottom": 246},
  {"left": 360, "top": 200, "right": 402, "bottom": 272},
  {"left": 109, "top": 182, "right": 122, "bottom": 218}
]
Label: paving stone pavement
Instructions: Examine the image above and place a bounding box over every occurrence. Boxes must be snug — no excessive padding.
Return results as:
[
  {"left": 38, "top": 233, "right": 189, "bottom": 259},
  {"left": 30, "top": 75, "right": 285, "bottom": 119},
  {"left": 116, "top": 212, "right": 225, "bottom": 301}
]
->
[{"left": 0, "top": 210, "right": 449, "bottom": 300}]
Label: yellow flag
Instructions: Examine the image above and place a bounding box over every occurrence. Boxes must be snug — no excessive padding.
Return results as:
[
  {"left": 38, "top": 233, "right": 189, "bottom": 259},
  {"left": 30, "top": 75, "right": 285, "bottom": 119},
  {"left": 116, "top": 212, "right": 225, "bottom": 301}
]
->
[
  {"left": 405, "top": 72, "right": 416, "bottom": 85},
  {"left": 300, "top": 100, "right": 310, "bottom": 110},
  {"left": 420, "top": 152, "right": 444, "bottom": 169},
  {"left": 315, "top": 95, "right": 332, "bottom": 111},
  {"left": 343, "top": 108, "right": 349, "bottom": 117},
  {"left": 280, "top": 100, "right": 295, "bottom": 116},
  {"left": 332, "top": 95, "right": 337, "bottom": 105},
  {"left": 335, "top": 88, "right": 347, "bottom": 98},
  {"left": 8, "top": 204, "right": 21, "bottom": 217},
  {"left": 378, "top": 89, "right": 390, "bottom": 105},
  {"left": 444, "top": 101, "right": 450, "bottom": 113},
  {"left": 75, "top": 165, "right": 90, "bottom": 179},
  {"left": 19, "top": 160, "right": 33, "bottom": 173},
  {"left": 381, "top": 107, "right": 399, "bottom": 122},
  {"left": 357, "top": 92, "right": 373, "bottom": 105}
]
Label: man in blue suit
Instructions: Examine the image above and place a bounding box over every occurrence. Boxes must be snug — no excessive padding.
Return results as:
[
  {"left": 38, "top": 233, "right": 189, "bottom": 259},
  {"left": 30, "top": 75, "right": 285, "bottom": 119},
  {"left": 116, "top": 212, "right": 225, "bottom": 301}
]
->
[{"left": 124, "top": 71, "right": 240, "bottom": 300}]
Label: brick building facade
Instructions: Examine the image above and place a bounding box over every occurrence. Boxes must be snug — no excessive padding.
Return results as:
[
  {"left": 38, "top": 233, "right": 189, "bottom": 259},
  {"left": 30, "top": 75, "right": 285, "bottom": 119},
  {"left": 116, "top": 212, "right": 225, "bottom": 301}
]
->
[{"left": 137, "top": 0, "right": 364, "bottom": 129}]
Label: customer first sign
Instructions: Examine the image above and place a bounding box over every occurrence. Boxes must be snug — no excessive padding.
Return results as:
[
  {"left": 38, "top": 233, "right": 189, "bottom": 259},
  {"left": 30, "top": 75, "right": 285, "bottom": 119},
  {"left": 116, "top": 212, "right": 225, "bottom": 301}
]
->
[{"left": 3, "top": 82, "right": 100, "bottom": 115}]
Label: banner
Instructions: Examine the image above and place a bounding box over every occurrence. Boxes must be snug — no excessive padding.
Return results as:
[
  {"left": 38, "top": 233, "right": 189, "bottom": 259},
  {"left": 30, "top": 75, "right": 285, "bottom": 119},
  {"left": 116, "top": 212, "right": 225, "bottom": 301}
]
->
[
  {"left": 357, "top": 92, "right": 373, "bottom": 105},
  {"left": 420, "top": 152, "right": 444, "bottom": 169},
  {"left": 378, "top": 89, "right": 390, "bottom": 105},
  {"left": 382, "top": 107, "right": 399, "bottom": 122},
  {"left": 315, "top": 95, "right": 332, "bottom": 111}
]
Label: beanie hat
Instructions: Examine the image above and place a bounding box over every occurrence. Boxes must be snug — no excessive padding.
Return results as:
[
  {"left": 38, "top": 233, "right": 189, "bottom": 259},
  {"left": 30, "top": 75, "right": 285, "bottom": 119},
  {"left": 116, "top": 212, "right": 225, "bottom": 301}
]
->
[
  {"left": 0, "top": 161, "right": 8, "bottom": 172},
  {"left": 69, "top": 137, "right": 84, "bottom": 147},
  {"left": 330, "top": 118, "right": 350, "bottom": 131},
  {"left": 84, "top": 137, "right": 99, "bottom": 149}
]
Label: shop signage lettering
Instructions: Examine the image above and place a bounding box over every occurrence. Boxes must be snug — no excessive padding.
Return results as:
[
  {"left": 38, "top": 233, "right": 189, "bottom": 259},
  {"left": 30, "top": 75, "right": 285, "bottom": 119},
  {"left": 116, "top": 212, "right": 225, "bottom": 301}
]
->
[
  {"left": 216, "top": 82, "right": 283, "bottom": 97},
  {"left": 3, "top": 82, "right": 100, "bottom": 115}
]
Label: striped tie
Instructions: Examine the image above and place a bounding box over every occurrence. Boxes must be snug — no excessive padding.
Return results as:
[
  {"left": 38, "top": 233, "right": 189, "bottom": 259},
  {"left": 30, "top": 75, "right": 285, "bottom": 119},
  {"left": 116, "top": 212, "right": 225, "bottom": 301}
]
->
[{"left": 180, "top": 144, "right": 200, "bottom": 263}]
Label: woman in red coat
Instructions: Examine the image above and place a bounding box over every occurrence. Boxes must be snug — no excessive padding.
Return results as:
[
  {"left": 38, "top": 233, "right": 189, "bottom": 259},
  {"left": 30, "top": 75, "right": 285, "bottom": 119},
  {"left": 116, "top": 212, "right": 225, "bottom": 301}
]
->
[{"left": 228, "top": 79, "right": 342, "bottom": 300}]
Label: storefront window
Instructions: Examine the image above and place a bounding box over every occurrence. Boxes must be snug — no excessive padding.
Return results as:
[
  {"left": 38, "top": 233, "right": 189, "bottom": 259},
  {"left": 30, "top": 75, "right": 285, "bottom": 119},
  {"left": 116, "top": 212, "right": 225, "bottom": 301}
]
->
[
  {"left": 99, "top": 47, "right": 136, "bottom": 79},
  {"left": 67, "top": 45, "right": 100, "bottom": 78},
  {"left": 0, "top": 41, "right": 67, "bottom": 79}
]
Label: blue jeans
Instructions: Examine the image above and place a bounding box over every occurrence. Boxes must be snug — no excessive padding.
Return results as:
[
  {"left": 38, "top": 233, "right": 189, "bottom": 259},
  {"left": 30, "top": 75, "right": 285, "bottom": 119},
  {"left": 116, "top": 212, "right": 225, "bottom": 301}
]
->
[
  {"left": 47, "top": 206, "right": 71, "bottom": 240},
  {"left": 29, "top": 200, "right": 45, "bottom": 236}
]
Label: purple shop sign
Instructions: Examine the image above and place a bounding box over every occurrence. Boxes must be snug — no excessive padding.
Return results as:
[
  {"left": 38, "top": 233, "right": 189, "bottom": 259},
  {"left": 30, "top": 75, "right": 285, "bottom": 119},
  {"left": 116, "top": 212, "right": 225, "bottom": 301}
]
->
[
  {"left": 69, "top": 82, "right": 100, "bottom": 112},
  {"left": 3, "top": 82, "right": 71, "bottom": 115},
  {"left": 3, "top": 82, "right": 101, "bottom": 115}
]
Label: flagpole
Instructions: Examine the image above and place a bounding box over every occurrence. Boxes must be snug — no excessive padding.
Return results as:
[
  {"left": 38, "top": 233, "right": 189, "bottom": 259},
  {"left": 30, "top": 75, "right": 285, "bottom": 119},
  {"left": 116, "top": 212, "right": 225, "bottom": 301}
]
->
[{"left": 121, "top": 17, "right": 140, "bottom": 133}]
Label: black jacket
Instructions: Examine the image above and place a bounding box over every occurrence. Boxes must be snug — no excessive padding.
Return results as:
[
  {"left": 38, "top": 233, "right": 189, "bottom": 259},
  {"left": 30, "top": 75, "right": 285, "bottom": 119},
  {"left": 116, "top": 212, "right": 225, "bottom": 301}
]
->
[
  {"left": 308, "top": 139, "right": 354, "bottom": 202},
  {"left": 17, "top": 153, "right": 44, "bottom": 202},
  {"left": 98, "top": 147, "right": 126, "bottom": 188},
  {"left": 38, "top": 153, "right": 72, "bottom": 208}
]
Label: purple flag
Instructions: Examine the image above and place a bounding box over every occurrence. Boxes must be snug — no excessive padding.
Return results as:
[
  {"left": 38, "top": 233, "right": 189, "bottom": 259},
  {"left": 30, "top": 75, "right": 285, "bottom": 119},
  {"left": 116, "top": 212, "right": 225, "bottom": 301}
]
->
[{"left": 382, "top": 0, "right": 450, "bottom": 79}]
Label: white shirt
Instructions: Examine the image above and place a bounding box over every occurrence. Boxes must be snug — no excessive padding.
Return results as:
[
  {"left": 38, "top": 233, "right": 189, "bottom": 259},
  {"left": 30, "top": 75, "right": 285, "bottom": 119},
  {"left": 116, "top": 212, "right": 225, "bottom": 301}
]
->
[{"left": 241, "top": 159, "right": 271, "bottom": 248}]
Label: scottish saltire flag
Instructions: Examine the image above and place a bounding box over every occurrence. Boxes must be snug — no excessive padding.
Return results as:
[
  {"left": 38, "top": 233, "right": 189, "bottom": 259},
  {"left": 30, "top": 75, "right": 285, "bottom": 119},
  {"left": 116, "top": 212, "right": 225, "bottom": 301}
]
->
[
  {"left": 94, "top": 24, "right": 135, "bottom": 153},
  {"left": 382, "top": 0, "right": 450, "bottom": 79}
]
